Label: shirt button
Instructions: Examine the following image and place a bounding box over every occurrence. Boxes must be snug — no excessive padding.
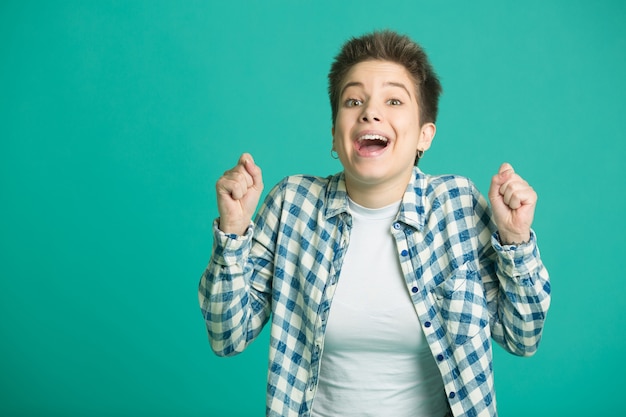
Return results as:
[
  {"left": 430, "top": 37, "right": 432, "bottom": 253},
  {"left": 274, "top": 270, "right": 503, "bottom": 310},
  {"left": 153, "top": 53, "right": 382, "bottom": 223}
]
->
[
  {"left": 411, "top": 286, "right": 419, "bottom": 293},
  {"left": 393, "top": 222, "right": 402, "bottom": 230},
  {"left": 437, "top": 354, "right": 444, "bottom": 362},
  {"left": 449, "top": 391, "right": 456, "bottom": 399},
  {"left": 401, "top": 249, "right": 409, "bottom": 256},
  {"left": 424, "top": 321, "right": 431, "bottom": 328}
]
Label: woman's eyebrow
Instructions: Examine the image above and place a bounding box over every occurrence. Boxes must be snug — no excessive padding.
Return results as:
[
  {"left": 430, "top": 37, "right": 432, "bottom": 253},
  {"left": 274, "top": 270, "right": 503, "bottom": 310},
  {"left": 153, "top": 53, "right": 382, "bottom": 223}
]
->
[
  {"left": 384, "top": 82, "right": 412, "bottom": 98},
  {"left": 340, "top": 81, "right": 364, "bottom": 97},
  {"left": 340, "top": 81, "right": 412, "bottom": 98}
]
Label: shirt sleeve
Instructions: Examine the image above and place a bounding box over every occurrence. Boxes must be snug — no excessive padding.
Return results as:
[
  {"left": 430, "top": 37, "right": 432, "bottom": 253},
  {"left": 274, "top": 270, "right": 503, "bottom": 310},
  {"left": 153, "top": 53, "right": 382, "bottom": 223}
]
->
[
  {"left": 198, "top": 183, "right": 283, "bottom": 357},
  {"left": 472, "top": 185, "right": 552, "bottom": 357}
]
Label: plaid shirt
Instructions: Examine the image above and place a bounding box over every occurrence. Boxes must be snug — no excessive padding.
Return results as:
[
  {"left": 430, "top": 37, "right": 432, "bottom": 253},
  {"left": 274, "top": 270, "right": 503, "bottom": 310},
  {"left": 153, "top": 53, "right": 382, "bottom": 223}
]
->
[{"left": 199, "top": 167, "right": 551, "bottom": 417}]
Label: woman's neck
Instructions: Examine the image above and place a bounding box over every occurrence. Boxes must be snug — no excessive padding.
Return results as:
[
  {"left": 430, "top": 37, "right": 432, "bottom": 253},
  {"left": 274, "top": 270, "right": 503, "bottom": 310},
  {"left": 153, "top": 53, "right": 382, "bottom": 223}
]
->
[{"left": 344, "top": 170, "right": 412, "bottom": 209}]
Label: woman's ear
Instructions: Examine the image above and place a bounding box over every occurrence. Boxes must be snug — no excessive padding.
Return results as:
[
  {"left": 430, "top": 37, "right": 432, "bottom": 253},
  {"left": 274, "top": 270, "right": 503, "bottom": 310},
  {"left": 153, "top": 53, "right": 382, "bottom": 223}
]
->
[{"left": 417, "top": 122, "right": 436, "bottom": 152}]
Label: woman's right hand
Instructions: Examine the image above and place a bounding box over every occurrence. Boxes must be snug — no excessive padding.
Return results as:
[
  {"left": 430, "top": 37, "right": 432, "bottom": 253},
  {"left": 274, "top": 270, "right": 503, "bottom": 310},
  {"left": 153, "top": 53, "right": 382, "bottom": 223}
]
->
[{"left": 215, "top": 153, "right": 264, "bottom": 236}]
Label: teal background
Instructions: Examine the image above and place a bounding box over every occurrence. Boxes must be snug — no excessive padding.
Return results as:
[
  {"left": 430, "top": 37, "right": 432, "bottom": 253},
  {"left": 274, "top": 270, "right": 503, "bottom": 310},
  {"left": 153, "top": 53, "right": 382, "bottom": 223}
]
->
[{"left": 1, "top": 1, "right": 625, "bottom": 415}]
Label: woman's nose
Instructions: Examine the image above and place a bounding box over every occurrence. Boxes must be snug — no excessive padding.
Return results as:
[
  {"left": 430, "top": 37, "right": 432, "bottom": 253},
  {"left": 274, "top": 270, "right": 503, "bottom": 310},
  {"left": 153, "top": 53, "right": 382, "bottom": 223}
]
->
[{"left": 360, "top": 105, "right": 382, "bottom": 122}]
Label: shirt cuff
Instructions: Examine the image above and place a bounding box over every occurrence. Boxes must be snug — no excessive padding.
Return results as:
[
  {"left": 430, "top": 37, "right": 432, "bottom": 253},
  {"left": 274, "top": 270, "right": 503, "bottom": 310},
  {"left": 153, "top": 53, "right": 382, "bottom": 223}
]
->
[
  {"left": 211, "top": 219, "right": 254, "bottom": 266},
  {"left": 491, "top": 230, "right": 542, "bottom": 281}
]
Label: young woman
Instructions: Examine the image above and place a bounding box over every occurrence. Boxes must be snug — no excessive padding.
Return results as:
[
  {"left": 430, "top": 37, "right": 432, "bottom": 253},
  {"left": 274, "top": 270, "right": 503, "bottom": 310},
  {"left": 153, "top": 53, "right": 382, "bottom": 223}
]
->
[{"left": 199, "top": 30, "right": 551, "bottom": 417}]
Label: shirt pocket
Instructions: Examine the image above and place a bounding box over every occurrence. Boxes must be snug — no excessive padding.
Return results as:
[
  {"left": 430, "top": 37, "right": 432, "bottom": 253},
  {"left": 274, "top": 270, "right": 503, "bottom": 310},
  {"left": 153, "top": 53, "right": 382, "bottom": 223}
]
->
[{"left": 431, "top": 266, "right": 489, "bottom": 346}]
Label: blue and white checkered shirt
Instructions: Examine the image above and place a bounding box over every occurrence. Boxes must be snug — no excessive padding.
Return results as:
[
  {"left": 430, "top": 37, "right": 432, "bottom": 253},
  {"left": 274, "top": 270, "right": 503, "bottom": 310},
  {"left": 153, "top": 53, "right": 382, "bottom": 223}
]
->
[{"left": 199, "top": 167, "right": 551, "bottom": 417}]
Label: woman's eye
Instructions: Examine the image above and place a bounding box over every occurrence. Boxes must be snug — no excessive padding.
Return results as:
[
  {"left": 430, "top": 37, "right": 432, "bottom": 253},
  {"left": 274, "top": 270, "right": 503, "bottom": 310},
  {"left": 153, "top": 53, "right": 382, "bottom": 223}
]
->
[
  {"left": 387, "top": 98, "right": 402, "bottom": 106},
  {"left": 345, "top": 98, "right": 363, "bottom": 107}
]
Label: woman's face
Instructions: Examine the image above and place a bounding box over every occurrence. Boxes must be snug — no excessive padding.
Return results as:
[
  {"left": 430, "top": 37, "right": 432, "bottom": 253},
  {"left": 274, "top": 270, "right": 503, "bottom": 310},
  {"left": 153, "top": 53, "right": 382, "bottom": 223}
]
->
[{"left": 332, "top": 60, "right": 435, "bottom": 200}]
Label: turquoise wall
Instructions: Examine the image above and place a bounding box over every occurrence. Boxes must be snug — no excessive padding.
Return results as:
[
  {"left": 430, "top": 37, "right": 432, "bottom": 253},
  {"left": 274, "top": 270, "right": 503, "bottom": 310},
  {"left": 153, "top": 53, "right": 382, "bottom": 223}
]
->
[{"left": 1, "top": 1, "right": 625, "bottom": 415}]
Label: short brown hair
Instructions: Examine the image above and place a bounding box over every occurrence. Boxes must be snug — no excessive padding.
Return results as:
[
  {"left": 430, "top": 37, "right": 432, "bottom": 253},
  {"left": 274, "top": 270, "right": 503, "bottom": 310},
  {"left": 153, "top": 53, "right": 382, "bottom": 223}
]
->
[{"left": 328, "top": 30, "right": 442, "bottom": 127}]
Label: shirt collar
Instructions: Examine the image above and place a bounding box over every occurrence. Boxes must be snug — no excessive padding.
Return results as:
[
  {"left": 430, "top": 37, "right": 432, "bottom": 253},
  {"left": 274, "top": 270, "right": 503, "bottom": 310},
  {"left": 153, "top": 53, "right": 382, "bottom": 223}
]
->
[
  {"left": 397, "top": 167, "right": 427, "bottom": 231},
  {"left": 323, "top": 167, "right": 427, "bottom": 231},
  {"left": 323, "top": 171, "right": 350, "bottom": 219}
]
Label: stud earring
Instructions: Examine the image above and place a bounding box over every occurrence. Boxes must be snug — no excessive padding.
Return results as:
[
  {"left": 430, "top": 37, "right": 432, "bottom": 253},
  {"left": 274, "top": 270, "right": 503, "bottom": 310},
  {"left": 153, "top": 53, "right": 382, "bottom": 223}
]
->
[{"left": 331, "top": 149, "right": 339, "bottom": 159}]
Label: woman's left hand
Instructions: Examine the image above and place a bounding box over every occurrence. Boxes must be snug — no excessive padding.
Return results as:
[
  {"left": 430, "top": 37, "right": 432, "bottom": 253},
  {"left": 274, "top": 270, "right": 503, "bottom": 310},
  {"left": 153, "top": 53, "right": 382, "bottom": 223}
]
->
[{"left": 487, "top": 163, "right": 537, "bottom": 245}]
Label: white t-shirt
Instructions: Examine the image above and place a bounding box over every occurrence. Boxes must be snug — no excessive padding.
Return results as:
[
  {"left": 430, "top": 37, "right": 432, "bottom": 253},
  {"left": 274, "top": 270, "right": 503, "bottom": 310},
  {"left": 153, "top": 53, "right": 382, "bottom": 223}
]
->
[{"left": 311, "top": 199, "right": 448, "bottom": 417}]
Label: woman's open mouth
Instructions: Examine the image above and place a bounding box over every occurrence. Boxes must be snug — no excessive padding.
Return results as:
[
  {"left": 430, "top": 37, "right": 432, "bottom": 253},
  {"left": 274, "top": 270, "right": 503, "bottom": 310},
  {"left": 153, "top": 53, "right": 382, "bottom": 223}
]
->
[{"left": 355, "top": 133, "right": 390, "bottom": 157}]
